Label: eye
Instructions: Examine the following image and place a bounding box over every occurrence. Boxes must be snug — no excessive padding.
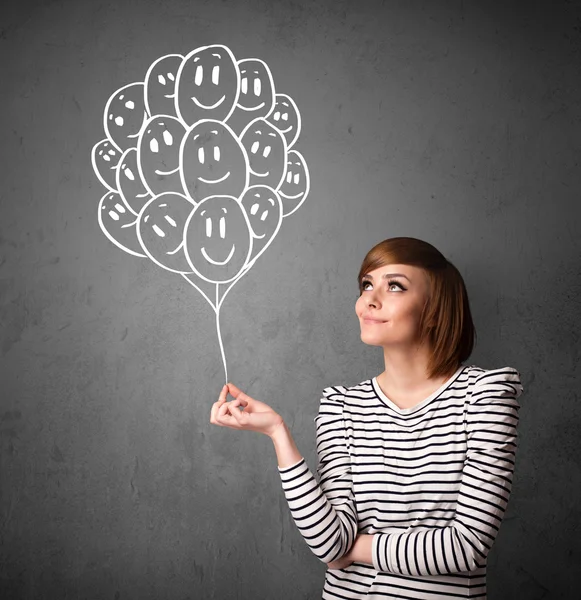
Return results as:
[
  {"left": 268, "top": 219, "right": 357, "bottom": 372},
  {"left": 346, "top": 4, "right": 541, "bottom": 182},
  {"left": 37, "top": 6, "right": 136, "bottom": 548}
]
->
[
  {"left": 360, "top": 279, "right": 406, "bottom": 293},
  {"left": 195, "top": 65, "right": 203, "bottom": 86},
  {"left": 387, "top": 279, "right": 405, "bottom": 291}
]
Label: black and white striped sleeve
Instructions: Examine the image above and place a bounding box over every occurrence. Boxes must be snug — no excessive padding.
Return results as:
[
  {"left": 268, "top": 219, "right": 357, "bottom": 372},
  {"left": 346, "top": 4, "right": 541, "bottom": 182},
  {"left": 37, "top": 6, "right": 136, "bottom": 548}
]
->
[
  {"left": 372, "top": 367, "right": 524, "bottom": 575},
  {"left": 277, "top": 385, "right": 358, "bottom": 564}
]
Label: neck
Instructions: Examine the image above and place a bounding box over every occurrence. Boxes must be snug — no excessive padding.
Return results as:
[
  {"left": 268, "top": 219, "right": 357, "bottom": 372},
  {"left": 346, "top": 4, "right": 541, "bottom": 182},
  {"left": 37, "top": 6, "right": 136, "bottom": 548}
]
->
[{"left": 378, "top": 343, "right": 450, "bottom": 393}]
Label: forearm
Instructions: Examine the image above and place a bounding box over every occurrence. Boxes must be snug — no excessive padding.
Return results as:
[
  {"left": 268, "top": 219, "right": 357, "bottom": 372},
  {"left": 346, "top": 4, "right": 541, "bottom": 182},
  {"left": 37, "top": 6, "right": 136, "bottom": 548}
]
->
[
  {"left": 273, "top": 420, "right": 358, "bottom": 563},
  {"left": 348, "top": 534, "right": 374, "bottom": 566},
  {"left": 269, "top": 421, "right": 303, "bottom": 468}
]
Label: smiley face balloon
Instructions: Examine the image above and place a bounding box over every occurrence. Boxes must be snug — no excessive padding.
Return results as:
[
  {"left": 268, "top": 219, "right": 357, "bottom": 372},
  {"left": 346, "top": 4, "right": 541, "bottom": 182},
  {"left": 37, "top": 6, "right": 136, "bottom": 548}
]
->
[
  {"left": 226, "top": 59, "right": 275, "bottom": 136},
  {"left": 98, "top": 191, "right": 147, "bottom": 257},
  {"left": 144, "top": 54, "right": 184, "bottom": 118},
  {"left": 239, "top": 185, "right": 283, "bottom": 268},
  {"left": 137, "top": 115, "right": 187, "bottom": 197},
  {"left": 91, "top": 139, "right": 123, "bottom": 191},
  {"left": 180, "top": 119, "right": 248, "bottom": 203},
  {"left": 104, "top": 82, "right": 149, "bottom": 152},
  {"left": 240, "top": 118, "right": 287, "bottom": 190},
  {"left": 183, "top": 195, "right": 252, "bottom": 283},
  {"left": 116, "top": 148, "right": 151, "bottom": 215},
  {"left": 175, "top": 44, "right": 240, "bottom": 127},
  {"left": 266, "top": 94, "right": 301, "bottom": 149},
  {"left": 137, "top": 192, "right": 196, "bottom": 273},
  {"left": 277, "top": 149, "right": 310, "bottom": 217}
]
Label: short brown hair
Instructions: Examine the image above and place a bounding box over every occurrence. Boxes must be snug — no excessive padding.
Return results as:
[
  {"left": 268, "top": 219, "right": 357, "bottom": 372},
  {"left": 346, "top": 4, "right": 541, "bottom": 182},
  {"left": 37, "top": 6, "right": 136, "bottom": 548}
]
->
[{"left": 357, "top": 237, "right": 476, "bottom": 379}]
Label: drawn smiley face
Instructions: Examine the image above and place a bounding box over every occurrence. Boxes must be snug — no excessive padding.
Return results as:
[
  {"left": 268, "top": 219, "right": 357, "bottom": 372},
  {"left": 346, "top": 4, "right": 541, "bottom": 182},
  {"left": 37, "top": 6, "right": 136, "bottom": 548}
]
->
[
  {"left": 266, "top": 94, "right": 301, "bottom": 149},
  {"left": 239, "top": 185, "right": 283, "bottom": 268},
  {"left": 237, "top": 59, "right": 275, "bottom": 111},
  {"left": 116, "top": 148, "right": 151, "bottom": 215},
  {"left": 91, "top": 139, "right": 122, "bottom": 191},
  {"left": 183, "top": 195, "right": 252, "bottom": 283},
  {"left": 144, "top": 54, "right": 184, "bottom": 118},
  {"left": 137, "top": 192, "right": 196, "bottom": 274},
  {"left": 180, "top": 119, "right": 248, "bottom": 203},
  {"left": 175, "top": 44, "right": 239, "bottom": 126},
  {"left": 98, "top": 191, "right": 146, "bottom": 257},
  {"left": 137, "top": 115, "right": 187, "bottom": 197},
  {"left": 240, "top": 118, "right": 287, "bottom": 190},
  {"left": 277, "top": 149, "right": 310, "bottom": 217},
  {"left": 225, "top": 59, "right": 275, "bottom": 135},
  {"left": 104, "top": 82, "right": 148, "bottom": 152}
]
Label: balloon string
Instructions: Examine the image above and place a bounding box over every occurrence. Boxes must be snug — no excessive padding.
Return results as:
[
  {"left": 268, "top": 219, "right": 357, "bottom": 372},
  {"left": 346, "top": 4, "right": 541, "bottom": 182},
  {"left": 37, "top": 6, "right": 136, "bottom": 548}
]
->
[
  {"left": 180, "top": 273, "right": 217, "bottom": 313},
  {"left": 181, "top": 264, "right": 255, "bottom": 385},
  {"left": 218, "top": 264, "right": 251, "bottom": 311},
  {"left": 215, "top": 284, "right": 228, "bottom": 385}
]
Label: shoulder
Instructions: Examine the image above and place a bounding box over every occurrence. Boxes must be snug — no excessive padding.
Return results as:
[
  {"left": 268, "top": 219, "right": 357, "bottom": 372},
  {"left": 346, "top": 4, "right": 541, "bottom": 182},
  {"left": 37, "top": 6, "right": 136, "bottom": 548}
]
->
[
  {"left": 465, "top": 364, "right": 524, "bottom": 399},
  {"left": 320, "top": 384, "right": 349, "bottom": 402},
  {"left": 316, "top": 378, "right": 376, "bottom": 416},
  {"left": 462, "top": 365, "right": 524, "bottom": 421},
  {"left": 316, "top": 384, "right": 348, "bottom": 418}
]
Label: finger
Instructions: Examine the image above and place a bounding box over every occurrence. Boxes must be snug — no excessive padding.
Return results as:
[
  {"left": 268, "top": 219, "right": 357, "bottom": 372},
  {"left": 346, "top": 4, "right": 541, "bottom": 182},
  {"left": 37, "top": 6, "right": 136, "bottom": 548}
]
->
[
  {"left": 227, "top": 383, "right": 249, "bottom": 407},
  {"left": 217, "top": 401, "right": 243, "bottom": 429},
  {"left": 217, "top": 401, "right": 232, "bottom": 419},
  {"left": 228, "top": 403, "right": 242, "bottom": 423},
  {"left": 219, "top": 384, "right": 228, "bottom": 402},
  {"left": 229, "top": 402, "right": 250, "bottom": 427},
  {"left": 211, "top": 386, "right": 228, "bottom": 422}
]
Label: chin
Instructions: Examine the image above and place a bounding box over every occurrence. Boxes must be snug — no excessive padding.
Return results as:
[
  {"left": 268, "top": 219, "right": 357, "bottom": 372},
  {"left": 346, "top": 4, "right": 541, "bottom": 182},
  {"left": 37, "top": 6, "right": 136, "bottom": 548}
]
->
[{"left": 360, "top": 334, "right": 383, "bottom": 347}]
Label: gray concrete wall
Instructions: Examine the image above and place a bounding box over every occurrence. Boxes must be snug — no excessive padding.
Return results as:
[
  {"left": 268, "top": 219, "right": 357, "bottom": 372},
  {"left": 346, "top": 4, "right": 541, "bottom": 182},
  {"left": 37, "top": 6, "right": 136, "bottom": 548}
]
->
[{"left": 1, "top": 0, "right": 579, "bottom": 598}]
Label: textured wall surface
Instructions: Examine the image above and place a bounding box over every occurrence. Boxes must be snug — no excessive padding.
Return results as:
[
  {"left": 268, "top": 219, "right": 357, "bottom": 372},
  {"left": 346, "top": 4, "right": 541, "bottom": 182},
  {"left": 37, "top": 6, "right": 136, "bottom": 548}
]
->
[{"left": 1, "top": 0, "right": 579, "bottom": 598}]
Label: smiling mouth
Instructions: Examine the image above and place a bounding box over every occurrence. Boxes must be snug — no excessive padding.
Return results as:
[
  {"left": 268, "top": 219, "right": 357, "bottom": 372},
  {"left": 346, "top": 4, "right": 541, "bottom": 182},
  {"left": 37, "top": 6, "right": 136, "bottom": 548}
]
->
[
  {"left": 278, "top": 125, "right": 292, "bottom": 133},
  {"left": 279, "top": 190, "right": 302, "bottom": 199},
  {"left": 155, "top": 166, "right": 180, "bottom": 175},
  {"left": 192, "top": 95, "right": 226, "bottom": 110},
  {"left": 198, "top": 171, "right": 230, "bottom": 184},
  {"left": 201, "top": 244, "right": 235, "bottom": 265},
  {"left": 249, "top": 167, "right": 269, "bottom": 178},
  {"left": 167, "top": 241, "right": 184, "bottom": 256},
  {"left": 239, "top": 101, "right": 266, "bottom": 111}
]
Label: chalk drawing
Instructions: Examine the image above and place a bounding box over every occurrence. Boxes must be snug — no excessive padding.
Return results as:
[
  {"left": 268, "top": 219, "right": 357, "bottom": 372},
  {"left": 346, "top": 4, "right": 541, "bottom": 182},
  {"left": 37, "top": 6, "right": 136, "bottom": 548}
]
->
[{"left": 90, "top": 44, "right": 310, "bottom": 383}]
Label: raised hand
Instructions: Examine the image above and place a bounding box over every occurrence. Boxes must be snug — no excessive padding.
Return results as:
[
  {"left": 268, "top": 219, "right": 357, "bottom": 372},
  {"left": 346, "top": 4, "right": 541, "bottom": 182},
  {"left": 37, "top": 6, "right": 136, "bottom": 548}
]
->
[{"left": 210, "top": 383, "right": 285, "bottom": 438}]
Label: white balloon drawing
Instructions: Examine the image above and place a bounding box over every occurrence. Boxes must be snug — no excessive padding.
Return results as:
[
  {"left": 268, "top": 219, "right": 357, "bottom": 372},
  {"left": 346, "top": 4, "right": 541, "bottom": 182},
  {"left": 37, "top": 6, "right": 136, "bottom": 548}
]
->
[{"left": 90, "top": 44, "right": 310, "bottom": 383}]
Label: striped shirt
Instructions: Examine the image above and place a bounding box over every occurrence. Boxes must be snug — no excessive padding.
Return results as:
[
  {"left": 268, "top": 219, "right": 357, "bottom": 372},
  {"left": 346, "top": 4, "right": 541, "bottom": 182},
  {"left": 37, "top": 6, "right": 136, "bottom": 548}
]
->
[{"left": 277, "top": 364, "right": 524, "bottom": 599}]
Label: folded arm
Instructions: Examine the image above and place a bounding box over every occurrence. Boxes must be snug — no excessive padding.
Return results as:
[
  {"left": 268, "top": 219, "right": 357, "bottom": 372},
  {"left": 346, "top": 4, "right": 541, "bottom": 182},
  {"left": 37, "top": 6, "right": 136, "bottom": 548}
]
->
[{"left": 366, "top": 368, "right": 524, "bottom": 575}]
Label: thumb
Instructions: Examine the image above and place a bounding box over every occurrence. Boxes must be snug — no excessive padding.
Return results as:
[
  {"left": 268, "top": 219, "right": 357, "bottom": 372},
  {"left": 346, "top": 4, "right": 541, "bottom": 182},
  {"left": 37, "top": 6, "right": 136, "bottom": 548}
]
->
[{"left": 227, "top": 383, "right": 250, "bottom": 407}]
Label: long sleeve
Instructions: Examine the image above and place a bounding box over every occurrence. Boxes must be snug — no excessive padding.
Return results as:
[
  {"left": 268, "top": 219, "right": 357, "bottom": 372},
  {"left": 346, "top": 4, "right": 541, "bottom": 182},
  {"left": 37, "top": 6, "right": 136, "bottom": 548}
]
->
[
  {"left": 372, "top": 367, "right": 524, "bottom": 575},
  {"left": 277, "top": 385, "right": 358, "bottom": 564}
]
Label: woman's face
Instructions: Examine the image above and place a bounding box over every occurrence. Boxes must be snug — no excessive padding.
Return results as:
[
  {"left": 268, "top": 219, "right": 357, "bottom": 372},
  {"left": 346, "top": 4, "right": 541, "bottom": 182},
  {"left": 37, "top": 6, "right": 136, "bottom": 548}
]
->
[{"left": 355, "top": 263, "right": 431, "bottom": 348}]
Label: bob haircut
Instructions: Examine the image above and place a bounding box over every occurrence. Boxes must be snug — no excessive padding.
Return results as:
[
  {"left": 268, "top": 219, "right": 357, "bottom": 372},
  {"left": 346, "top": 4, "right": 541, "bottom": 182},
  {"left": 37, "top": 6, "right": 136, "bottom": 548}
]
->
[{"left": 357, "top": 237, "right": 476, "bottom": 380}]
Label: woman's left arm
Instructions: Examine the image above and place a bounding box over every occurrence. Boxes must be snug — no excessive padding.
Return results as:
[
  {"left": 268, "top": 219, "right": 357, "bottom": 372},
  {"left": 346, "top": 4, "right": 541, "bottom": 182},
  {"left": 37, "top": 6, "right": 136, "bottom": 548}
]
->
[{"left": 348, "top": 368, "right": 524, "bottom": 575}]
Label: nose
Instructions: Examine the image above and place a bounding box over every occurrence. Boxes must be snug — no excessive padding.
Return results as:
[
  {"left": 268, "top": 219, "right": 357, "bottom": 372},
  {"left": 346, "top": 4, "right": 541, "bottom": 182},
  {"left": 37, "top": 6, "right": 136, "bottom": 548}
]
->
[
  {"left": 367, "top": 298, "right": 379, "bottom": 310},
  {"left": 366, "top": 288, "right": 381, "bottom": 308}
]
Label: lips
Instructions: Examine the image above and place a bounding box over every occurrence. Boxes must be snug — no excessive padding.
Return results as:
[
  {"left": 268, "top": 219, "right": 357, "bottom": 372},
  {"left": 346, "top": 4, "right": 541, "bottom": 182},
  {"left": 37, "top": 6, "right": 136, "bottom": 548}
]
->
[{"left": 363, "top": 316, "right": 385, "bottom": 324}]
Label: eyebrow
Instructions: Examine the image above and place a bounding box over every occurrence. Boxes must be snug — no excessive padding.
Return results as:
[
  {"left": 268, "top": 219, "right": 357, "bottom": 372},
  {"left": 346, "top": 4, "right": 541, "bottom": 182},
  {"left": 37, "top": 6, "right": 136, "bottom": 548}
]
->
[{"left": 362, "top": 273, "right": 411, "bottom": 282}]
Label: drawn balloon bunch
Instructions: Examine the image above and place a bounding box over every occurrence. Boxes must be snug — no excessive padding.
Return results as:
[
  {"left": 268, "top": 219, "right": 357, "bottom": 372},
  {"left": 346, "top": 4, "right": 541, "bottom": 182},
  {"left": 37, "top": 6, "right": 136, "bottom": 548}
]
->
[{"left": 91, "top": 44, "right": 310, "bottom": 381}]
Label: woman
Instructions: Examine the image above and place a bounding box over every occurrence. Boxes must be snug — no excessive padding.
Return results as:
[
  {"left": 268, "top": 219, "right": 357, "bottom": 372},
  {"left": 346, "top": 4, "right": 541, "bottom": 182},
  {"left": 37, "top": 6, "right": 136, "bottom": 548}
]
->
[{"left": 210, "top": 236, "right": 524, "bottom": 599}]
